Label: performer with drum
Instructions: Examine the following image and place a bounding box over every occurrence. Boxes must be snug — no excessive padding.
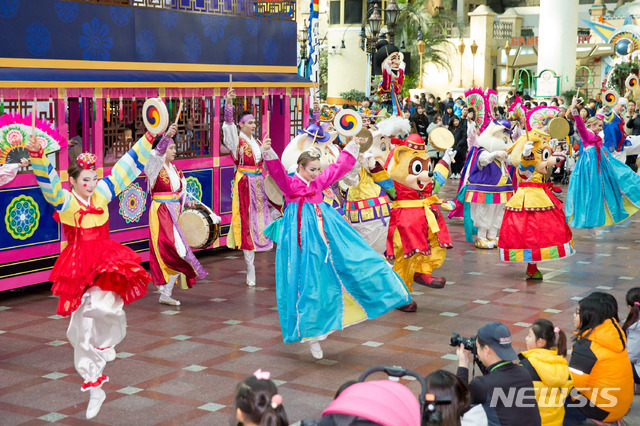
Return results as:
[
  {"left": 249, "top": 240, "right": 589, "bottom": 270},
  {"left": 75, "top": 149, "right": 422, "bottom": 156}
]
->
[
  {"left": 222, "top": 80, "right": 273, "bottom": 286},
  {"left": 146, "top": 119, "right": 213, "bottom": 306}
]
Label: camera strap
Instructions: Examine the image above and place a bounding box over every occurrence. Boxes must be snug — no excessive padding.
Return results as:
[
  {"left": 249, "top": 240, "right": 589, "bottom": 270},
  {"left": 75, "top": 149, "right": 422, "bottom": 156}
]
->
[{"left": 489, "top": 361, "right": 511, "bottom": 373}]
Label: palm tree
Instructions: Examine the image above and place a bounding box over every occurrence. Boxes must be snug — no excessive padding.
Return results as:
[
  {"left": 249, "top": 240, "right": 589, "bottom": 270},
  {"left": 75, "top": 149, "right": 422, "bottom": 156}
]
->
[{"left": 394, "top": 0, "right": 460, "bottom": 95}]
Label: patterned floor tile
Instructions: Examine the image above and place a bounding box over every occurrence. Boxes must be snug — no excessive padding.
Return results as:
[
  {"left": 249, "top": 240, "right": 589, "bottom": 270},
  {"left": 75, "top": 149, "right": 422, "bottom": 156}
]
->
[{"left": 3, "top": 183, "right": 640, "bottom": 424}]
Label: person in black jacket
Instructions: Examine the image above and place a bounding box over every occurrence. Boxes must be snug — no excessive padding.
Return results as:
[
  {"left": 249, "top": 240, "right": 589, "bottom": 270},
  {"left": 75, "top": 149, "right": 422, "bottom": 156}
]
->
[
  {"left": 443, "top": 105, "right": 455, "bottom": 126},
  {"left": 456, "top": 322, "right": 541, "bottom": 426},
  {"left": 425, "top": 94, "right": 437, "bottom": 122},
  {"left": 448, "top": 115, "right": 465, "bottom": 177},
  {"left": 410, "top": 105, "right": 430, "bottom": 142}
]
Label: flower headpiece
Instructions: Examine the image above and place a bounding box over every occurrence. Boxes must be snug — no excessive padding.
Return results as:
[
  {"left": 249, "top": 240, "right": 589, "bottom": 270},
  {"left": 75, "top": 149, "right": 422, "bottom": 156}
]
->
[{"left": 77, "top": 153, "right": 97, "bottom": 170}]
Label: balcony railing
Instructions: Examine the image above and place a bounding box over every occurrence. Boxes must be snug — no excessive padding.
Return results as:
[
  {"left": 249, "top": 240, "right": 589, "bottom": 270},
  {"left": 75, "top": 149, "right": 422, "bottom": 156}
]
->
[{"left": 71, "top": 0, "right": 296, "bottom": 21}]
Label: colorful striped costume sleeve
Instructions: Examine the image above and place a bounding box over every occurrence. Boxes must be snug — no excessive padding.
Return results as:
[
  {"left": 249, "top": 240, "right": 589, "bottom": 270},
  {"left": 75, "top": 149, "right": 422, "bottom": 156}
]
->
[
  {"left": 29, "top": 152, "right": 71, "bottom": 212},
  {"left": 370, "top": 163, "right": 396, "bottom": 199},
  {"left": 96, "top": 133, "right": 154, "bottom": 202},
  {"left": 517, "top": 153, "right": 536, "bottom": 182},
  {"left": 432, "top": 159, "right": 451, "bottom": 194}
]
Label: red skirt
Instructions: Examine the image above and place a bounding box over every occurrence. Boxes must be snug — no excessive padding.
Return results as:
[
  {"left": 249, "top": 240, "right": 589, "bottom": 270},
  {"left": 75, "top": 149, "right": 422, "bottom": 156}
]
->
[
  {"left": 498, "top": 208, "right": 574, "bottom": 262},
  {"left": 51, "top": 223, "right": 150, "bottom": 316}
]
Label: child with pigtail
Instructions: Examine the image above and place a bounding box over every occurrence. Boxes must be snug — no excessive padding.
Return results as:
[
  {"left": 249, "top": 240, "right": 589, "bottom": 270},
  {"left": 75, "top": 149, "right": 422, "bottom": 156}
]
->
[
  {"left": 234, "top": 369, "right": 288, "bottom": 426},
  {"left": 518, "top": 319, "right": 571, "bottom": 426}
]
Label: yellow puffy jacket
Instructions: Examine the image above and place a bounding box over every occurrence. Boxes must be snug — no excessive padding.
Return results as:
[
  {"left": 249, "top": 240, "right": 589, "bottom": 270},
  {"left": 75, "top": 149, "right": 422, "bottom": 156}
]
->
[
  {"left": 519, "top": 348, "right": 572, "bottom": 426},
  {"left": 568, "top": 318, "right": 634, "bottom": 422}
]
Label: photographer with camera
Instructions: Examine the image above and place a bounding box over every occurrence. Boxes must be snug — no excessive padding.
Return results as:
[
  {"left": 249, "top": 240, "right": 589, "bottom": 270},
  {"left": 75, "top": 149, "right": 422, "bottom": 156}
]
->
[{"left": 455, "top": 322, "right": 541, "bottom": 426}]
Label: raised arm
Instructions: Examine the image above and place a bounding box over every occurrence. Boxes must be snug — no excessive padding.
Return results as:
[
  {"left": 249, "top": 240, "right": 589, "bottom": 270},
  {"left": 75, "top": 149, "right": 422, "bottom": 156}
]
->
[
  {"left": 27, "top": 135, "right": 71, "bottom": 212},
  {"left": 571, "top": 101, "right": 590, "bottom": 144},
  {"left": 313, "top": 140, "right": 359, "bottom": 190},
  {"left": 96, "top": 127, "right": 161, "bottom": 203},
  {"left": 222, "top": 89, "right": 239, "bottom": 157},
  {"left": 262, "top": 137, "right": 292, "bottom": 196}
]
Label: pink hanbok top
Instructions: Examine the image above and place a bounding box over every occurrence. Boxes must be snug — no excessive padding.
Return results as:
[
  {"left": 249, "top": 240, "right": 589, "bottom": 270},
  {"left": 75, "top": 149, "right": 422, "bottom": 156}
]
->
[{"left": 263, "top": 142, "right": 359, "bottom": 204}]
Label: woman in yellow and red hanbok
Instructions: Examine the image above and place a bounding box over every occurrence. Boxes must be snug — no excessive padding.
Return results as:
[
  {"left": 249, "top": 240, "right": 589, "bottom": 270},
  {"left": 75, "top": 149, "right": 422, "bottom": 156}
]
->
[
  {"left": 222, "top": 88, "right": 272, "bottom": 286},
  {"left": 26, "top": 126, "right": 165, "bottom": 419},
  {"left": 146, "top": 134, "right": 210, "bottom": 306}
]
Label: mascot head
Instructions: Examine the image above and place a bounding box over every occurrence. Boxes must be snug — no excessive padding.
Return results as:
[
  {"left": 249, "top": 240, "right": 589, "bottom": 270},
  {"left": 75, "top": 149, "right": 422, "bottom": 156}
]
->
[
  {"left": 282, "top": 123, "right": 340, "bottom": 173},
  {"left": 388, "top": 134, "right": 434, "bottom": 192},
  {"left": 510, "top": 129, "right": 560, "bottom": 180},
  {"left": 478, "top": 120, "right": 513, "bottom": 153}
]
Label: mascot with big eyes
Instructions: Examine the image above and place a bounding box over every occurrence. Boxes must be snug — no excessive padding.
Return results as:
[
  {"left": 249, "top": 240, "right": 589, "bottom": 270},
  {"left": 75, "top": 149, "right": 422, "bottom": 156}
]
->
[
  {"left": 498, "top": 129, "right": 574, "bottom": 279},
  {"left": 386, "top": 134, "right": 456, "bottom": 312}
]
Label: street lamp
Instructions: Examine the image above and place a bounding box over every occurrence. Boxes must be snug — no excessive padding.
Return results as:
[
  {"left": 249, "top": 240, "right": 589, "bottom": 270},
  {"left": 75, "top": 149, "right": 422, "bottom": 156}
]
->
[
  {"left": 369, "top": 3, "right": 382, "bottom": 39},
  {"left": 458, "top": 39, "right": 465, "bottom": 87},
  {"left": 417, "top": 39, "right": 426, "bottom": 89},
  {"left": 470, "top": 40, "right": 478, "bottom": 87},
  {"left": 385, "top": 0, "right": 400, "bottom": 45},
  {"left": 504, "top": 40, "right": 511, "bottom": 86}
]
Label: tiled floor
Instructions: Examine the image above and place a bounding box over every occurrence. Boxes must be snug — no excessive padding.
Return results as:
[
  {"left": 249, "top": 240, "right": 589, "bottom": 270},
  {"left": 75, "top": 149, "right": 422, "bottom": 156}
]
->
[{"left": 2, "top": 183, "right": 640, "bottom": 425}]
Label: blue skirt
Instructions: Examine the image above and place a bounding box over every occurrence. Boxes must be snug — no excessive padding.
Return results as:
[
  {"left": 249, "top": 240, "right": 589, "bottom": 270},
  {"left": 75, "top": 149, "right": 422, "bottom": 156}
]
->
[
  {"left": 275, "top": 202, "right": 411, "bottom": 343},
  {"left": 566, "top": 146, "right": 640, "bottom": 228}
]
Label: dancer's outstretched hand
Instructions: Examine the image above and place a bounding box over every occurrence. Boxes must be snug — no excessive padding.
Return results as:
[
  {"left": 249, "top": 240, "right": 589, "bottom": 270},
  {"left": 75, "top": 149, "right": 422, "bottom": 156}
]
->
[
  {"left": 261, "top": 138, "right": 272, "bottom": 152},
  {"left": 522, "top": 140, "right": 534, "bottom": 157},
  {"left": 25, "top": 133, "right": 40, "bottom": 153}
]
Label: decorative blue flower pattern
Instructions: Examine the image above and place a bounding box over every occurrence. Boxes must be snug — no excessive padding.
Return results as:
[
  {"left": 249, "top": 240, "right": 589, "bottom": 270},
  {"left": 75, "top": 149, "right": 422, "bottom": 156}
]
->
[
  {"left": 110, "top": 6, "right": 131, "bottom": 27},
  {"left": 0, "top": 0, "right": 19, "bottom": 19},
  {"left": 118, "top": 183, "right": 146, "bottom": 224},
  {"left": 5, "top": 194, "right": 40, "bottom": 240},
  {"left": 183, "top": 33, "right": 201, "bottom": 63},
  {"left": 245, "top": 18, "right": 260, "bottom": 37},
  {"left": 201, "top": 15, "right": 226, "bottom": 42},
  {"left": 263, "top": 38, "right": 278, "bottom": 64},
  {"left": 79, "top": 18, "right": 113, "bottom": 61},
  {"left": 185, "top": 176, "right": 202, "bottom": 202},
  {"left": 55, "top": 0, "right": 78, "bottom": 23},
  {"left": 226, "top": 36, "right": 242, "bottom": 64},
  {"left": 25, "top": 22, "right": 51, "bottom": 57},
  {"left": 136, "top": 30, "right": 156, "bottom": 61},
  {"left": 281, "top": 21, "right": 295, "bottom": 38},
  {"left": 160, "top": 10, "right": 178, "bottom": 30}
]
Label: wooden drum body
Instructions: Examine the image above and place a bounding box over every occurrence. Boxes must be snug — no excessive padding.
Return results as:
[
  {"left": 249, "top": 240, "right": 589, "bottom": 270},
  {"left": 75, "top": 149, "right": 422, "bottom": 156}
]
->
[{"left": 178, "top": 205, "right": 219, "bottom": 249}]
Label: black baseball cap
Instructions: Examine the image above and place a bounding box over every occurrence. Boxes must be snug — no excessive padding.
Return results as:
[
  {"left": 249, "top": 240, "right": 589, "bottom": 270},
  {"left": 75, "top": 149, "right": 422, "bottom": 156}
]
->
[{"left": 477, "top": 321, "right": 517, "bottom": 361}]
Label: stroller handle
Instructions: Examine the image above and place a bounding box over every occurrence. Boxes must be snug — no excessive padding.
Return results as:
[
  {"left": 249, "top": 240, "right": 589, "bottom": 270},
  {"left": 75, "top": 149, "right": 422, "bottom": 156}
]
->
[{"left": 358, "top": 365, "right": 427, "bottom": 402}]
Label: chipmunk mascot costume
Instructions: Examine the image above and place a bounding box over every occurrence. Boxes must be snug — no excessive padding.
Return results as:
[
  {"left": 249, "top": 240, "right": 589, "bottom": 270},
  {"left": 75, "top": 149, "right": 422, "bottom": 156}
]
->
[
  {"left": 498, "top": 129, "right": 574, "bottom": 279},
  {"left": 386, "top": 134, "right": 455, "bottom": 311}
]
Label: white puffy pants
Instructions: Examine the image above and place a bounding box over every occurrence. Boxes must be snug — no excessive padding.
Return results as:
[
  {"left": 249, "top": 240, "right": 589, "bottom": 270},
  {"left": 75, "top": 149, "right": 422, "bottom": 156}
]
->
[
  {"left": 66, "top": 287, "right": 126, "bottom": 390},
  {"left": 470, "top": 203, "right": 506, "bottom": 239}
]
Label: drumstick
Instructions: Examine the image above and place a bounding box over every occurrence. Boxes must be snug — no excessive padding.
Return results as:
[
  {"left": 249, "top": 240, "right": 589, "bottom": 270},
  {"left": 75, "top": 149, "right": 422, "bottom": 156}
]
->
[
  {"left": 173, "top": 100, "right": 184, "bottom": 125},
  {"left": 229, "top": 74, "right": 233, "bottom": 90},
  {"left": 264, "top": 109, "right": 270, "bottom": 138},
  {"left": 31, "top": 98, "right": 37, "bottom": 136}
]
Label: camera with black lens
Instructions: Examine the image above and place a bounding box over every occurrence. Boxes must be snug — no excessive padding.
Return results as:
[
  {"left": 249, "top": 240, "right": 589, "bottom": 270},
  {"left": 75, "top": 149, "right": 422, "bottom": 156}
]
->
[{"left": 449, "top": 332, "right": 477, "bottom": 354}]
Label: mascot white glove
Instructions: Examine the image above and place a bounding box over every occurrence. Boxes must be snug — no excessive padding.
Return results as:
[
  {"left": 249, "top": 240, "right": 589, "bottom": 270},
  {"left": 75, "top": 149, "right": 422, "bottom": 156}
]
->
[
  {"left": 522, "top": 140, "right": 534, "bottom": 157},
  {"left": 359, "top": 151, "right": 376, "bottom": 169},
  {"left": 494, "top": 151, "right": 509, "bottom": 162},
  {"left": 443, "top": 148, "right": 457, "bottom": 165}
]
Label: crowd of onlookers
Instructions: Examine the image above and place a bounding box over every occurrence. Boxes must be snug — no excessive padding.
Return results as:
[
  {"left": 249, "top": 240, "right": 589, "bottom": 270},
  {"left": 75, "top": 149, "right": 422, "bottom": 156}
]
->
[{"left": 231, "top": 288, "right": 640, "bottom": 426}]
